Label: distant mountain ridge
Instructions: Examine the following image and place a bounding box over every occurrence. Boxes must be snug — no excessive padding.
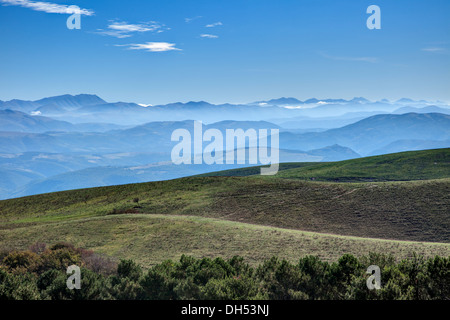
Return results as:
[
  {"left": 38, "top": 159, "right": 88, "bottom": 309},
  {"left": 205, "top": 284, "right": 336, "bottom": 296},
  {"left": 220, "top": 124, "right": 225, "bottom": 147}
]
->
[
  {"left": 0, "top": 109, "right": 124, "bottom": 133},
  {"left": 0, "top": 109, "right": 75, "bottom": 132},
  {"left": 279, "top": 112, "right": 450, "bottom": 155},
  {"left": 35, "top": 94, "right": 106, "bottom": 109},
  {"left": 1, "top": 113, "right": 448, "bottom": 155},
  {"left": 0, "top": 94, "right": 105, "bottom": 113},
  {"left": 253, "top": 97, "right": 371, "bottom": 106},
  {"left": 1, "top": 94, "right": 450, "bottom": 201},
  {"left": 2, "top": 94, "right": 449, "bottom": 125}
]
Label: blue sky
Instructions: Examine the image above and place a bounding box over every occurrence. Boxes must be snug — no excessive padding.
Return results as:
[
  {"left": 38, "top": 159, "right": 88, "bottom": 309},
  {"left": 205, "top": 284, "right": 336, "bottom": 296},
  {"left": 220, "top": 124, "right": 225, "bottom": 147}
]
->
[{"left": 0, "top": 0, "right": 449, "bottom": 105}]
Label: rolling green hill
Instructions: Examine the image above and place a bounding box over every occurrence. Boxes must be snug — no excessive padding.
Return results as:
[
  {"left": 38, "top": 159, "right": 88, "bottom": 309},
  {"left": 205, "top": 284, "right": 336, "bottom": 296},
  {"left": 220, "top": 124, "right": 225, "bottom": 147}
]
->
[
  {"left": 0, "top": 149, "right": 449, "bottom": 268},
  {"left": 201, "top": 148, "right": 450, "bottom": 181},
  {"left": 2, "top": 214, "right": 450, "bottom": 268}
]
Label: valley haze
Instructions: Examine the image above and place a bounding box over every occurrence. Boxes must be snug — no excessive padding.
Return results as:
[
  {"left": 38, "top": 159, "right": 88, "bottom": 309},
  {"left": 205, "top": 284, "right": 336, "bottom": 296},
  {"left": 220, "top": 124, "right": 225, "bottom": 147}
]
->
[{"left": 1, "top": 93, "right": 450, "bottom": 200}]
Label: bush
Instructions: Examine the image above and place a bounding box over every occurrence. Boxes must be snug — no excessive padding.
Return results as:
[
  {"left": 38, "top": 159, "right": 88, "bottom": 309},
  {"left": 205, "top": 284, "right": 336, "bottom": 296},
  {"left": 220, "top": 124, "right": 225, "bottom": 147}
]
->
[
  {"left": 202, "top": 276, "right": 265, "bottom": 300},
  {"left": 0, "top": 268, "right": 41, "bottom": 300},
  {"left": 84, "top": 254, "right": 117, "bottom": 276},
  {"left": 36, "top": 248, "right": 82, "bottom": 273},
  {"left": 45, "top": 268, "right": 109, "bottom": 300},
  {"left": 2, "top": 251, "right": 39, "bottom": 272},
  {"left": 0, "top": 243, "right": 449, "bottom": 300},
  {"left": 117, "top": 259, "right": 142, "bottom": 281}
]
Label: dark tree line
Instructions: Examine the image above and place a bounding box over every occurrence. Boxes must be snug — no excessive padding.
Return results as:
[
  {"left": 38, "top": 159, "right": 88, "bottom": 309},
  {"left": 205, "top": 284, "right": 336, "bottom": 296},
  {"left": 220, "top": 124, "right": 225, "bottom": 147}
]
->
[{"left": 0, "top": 243, "right": 449, "bottom": 300}]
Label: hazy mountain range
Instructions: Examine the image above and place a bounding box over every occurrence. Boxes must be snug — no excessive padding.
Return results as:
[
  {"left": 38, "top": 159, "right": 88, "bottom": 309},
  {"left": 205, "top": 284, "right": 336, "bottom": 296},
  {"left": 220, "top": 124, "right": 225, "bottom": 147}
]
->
[
  {"left": 0, "top": 94, "right": 449, "bottom": 199},
  {"left": 1, "top": 94, "right": 448, "bottom": 125}
]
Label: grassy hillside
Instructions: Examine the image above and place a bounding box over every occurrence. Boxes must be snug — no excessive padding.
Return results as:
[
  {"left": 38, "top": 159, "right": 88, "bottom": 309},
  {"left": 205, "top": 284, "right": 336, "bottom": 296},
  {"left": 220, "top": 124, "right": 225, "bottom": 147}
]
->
[
  {"left": 201, "top": 148, "right": 450, "bottom": 181},
  {"left": 0, "top": 148, "right": 449, "bottom": 267},
  {"left": 1, "top": 214, "right": 449, "bottom": 268}
]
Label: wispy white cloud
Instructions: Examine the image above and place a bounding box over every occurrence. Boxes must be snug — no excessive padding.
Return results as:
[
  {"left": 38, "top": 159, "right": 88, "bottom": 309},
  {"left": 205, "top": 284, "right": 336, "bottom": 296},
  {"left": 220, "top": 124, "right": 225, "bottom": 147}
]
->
[
  {"left": 421, "top": 47, "right": 446, "bottom": 53},
  {"left": 206, "top": 22, "right": 223, "bottom": 28},
  {"left": 0, "top": 0, "right": 94, "bottom": 15},
  {"left": 94, "top": 30, "right": 132, "bottom": 39},
  {"left": 116, "top": 42, "right": 181, "bottom": 52},
  {"left": 109, "top": 22, "right": 158, "bottom": 33},
  {"left": 319, "top": 52, "right": 379, "bottom": 63},
  {"left": 95, "top": 21, "right": 168, "bottom": 38},
  {"left": 185, "top": 16, "right": 202, "bottom": 23},
  {"left": 200, "top": 34, "right": 218, "bottom": 39}
]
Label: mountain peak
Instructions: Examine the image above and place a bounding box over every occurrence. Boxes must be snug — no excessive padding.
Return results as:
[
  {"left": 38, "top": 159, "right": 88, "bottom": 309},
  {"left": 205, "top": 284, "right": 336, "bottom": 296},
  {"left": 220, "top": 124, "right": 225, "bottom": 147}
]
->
[
  {"left": 304, "top": 98, "right": 320, "bottom": 104},
  {"left": 396, "top": 98, "right": 416, "bottom": 103},
  {"left": 35, "top": 94, "right": 106, "bottom": 109},
  {"left": 185, "top": 101, "right": 212, "bottom": 105},
  {"left": 253, "top": 97, "right": 302, "bottom": 106},
  {"left": 350, "top": 97, "right": 370, "bottom": 103}
]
